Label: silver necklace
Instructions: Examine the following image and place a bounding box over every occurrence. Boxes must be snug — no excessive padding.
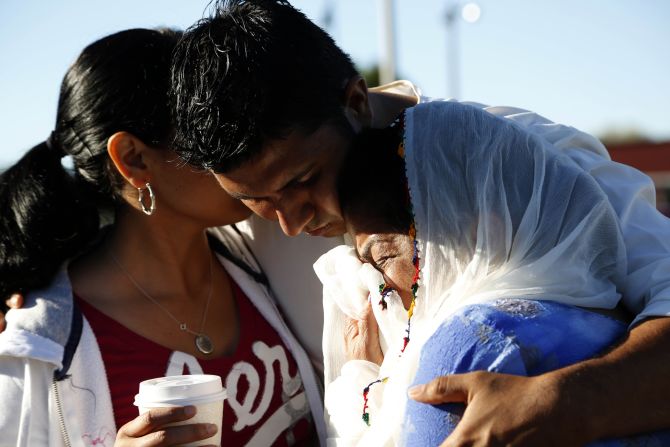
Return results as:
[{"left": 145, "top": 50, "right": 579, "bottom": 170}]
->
[{"left": 110, "top": 252, "right": 215, "bottom": 355}]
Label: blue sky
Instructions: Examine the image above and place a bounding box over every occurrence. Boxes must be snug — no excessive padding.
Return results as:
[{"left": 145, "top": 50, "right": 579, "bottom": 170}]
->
[{"left": 1, "top": 0, "right": 668, "bottom": 167}]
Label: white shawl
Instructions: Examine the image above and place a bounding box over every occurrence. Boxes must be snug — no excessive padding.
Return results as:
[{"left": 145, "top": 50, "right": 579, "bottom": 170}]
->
[{"left": 315, "top": 101, "right": 627, "bottom": 446}]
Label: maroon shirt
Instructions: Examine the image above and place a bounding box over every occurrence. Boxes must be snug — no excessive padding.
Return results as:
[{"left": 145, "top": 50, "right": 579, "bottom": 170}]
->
[{"left": 77, "top": 279, "right": 314, "bottom": 446}]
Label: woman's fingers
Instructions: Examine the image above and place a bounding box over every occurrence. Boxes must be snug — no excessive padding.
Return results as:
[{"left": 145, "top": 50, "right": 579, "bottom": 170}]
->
[
  {"left": 343, "top": 303, "right": 384, "bottom": 364},
  {"left": 361, "top": 303, "right": 383, "bottom": 364},
  {"left": 115, "top": 406, "right": 217, "bottom": 446},
  {"left": 6, "top": 293, "right": 24, "bottom": 309},
  {"left": 362, "top": 302, "right": 379, "bottom": 338},
  {"left": 1, "top": 293, "right": 24, "bottom": 333},
  {"left": 133, "top": 423, "right": 217, "bottom": 446},
  {"left": 119, "top": 406, "right": 194, "bottom": 438}
]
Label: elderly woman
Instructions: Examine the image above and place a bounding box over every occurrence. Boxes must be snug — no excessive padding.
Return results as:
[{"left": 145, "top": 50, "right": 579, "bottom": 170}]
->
[{"left": 315, "top": 101, "right": 670, "bottom": 446}]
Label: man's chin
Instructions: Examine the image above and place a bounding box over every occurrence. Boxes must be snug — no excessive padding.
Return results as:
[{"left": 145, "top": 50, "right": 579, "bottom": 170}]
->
[{"left": 322, "top": 224, "right": 347, "bottom": 237}]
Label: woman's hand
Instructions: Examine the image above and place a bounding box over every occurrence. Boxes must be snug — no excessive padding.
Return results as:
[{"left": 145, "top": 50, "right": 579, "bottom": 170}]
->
[
  {"left": 344, "top": 302, "right": 384, "bottom": 365},
  {"left": 115, "top": 406, "right": 218, "bottom": 446},
  {"left": 1, "top": 294, "right": 24, "bottom": 332}
]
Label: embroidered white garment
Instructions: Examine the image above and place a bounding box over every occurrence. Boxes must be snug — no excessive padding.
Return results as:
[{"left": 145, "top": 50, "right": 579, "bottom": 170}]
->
[{"left": 315, "top": 101, "right": 628, "bottom": 446}]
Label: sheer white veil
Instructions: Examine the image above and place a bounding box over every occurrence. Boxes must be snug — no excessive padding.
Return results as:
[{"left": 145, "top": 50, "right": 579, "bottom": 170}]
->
[
  {"left": 316, "top": 101, "right": 627, "bottom": 445},
  {"left": 407, "top": 101, "right": 626, "bottom": 327}
]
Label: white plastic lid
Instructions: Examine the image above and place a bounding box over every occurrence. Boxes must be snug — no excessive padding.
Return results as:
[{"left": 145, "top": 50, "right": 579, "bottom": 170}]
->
[{"left": 134, "top": 374, "right": 227, "bottom": 407}]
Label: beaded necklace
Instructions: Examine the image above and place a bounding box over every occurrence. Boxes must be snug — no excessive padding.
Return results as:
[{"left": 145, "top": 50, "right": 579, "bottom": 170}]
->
[{"left": 362, "top": 111, "right": 421, "bottom": 426}]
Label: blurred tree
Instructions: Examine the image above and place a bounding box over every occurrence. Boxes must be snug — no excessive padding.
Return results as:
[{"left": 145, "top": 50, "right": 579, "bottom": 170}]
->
[
  {"left": 599, "top": 127, "right": 651, "bottom": 146},
  {"left": 359, "top": 65, "right": 381, "bottom": 88},
  {"left": 358, "top": 64, "right": 411, "bottom": 89}
]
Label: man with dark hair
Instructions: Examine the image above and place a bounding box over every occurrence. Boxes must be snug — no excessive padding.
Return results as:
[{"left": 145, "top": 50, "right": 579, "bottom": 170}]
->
[
  {"left": 171, "top": 1, "right": 670, "bottom": 445},
  {"left": 171, "top": 0, "right": 385, "bottom": 238},
  {"left": 172, "top": 0, "right": 358, "bottom": 175}
]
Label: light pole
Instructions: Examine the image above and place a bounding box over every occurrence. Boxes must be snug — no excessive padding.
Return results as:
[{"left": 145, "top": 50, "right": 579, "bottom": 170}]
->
[
  {"left": 378, "top": 0, "right": 397, "bottom": 85},
  {"left": 445, "top": 2, "right": 481, "bottom": 99},
  {"left": 322, "top": 0, "right": 335, "bottom": 32}
]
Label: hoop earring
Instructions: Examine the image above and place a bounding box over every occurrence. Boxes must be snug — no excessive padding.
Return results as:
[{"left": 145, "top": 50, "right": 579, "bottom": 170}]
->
[{"left": 137, "top": 182, "right": 156, "bottom": 216}]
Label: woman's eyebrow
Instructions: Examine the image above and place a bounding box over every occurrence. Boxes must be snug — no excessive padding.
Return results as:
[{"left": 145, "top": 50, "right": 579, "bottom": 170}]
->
[{"left": 357, "top": 234, "right": 382, "bottom": 263}]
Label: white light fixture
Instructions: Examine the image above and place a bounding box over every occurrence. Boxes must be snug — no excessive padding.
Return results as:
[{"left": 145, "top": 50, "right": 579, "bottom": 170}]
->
[
  {"left": 445, "top": 2, "right": 481, "bottom": 99},
  {"left": 461, "top": 2, "right": 481, "bottom": 23}
]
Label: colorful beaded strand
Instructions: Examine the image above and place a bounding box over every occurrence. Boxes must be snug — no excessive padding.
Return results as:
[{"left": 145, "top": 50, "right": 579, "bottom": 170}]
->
[
  {"left": 360, "top": 110, "right": 421, "bottom": 426},
  {"left": 398, "top": 114, "right": 420, "bottom": 353},
  {"left": 378, "top": 283, "right": 394, "bottom": 310},
  {"left": 401, "top": 226, "right": 420, "bottom": 353},
  {"left": 362, "top": 376, "right": 389, "bottom": 426}
]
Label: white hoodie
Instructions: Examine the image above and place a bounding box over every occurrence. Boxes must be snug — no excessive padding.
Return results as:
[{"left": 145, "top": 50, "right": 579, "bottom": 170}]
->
[{"left": 0, "top": 226, "right": 327, "bottom": 447}]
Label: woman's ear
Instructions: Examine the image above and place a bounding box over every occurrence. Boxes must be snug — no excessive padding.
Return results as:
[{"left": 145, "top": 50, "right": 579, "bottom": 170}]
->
[
  {"left": 343, "top": 75, "right": 372, "bottom": 132},
  {"left": 107, "top": 132, "right": 150, "bottom": 189}
]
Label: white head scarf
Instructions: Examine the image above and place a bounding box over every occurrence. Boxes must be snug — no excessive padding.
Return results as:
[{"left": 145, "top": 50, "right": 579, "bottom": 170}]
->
[{"left": 315, "top": 101, "right": 627, "bottom": 445}]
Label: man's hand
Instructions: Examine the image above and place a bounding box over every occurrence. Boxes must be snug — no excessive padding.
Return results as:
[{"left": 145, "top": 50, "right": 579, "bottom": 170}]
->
[
  {"left": 344, "top": 302, "right": 384, "bottom": 365},
  {"left": 0, "top": 294, "right": 24, "bottom": 332},
  {"left": 408, "top": 317, "right": 670, "bottom": 447},
  {"left": 408, "top": 371, "right": 580, "bottom": 447},
  {"left": 115, "top": 406, "right": 218, "bottom": 446}
]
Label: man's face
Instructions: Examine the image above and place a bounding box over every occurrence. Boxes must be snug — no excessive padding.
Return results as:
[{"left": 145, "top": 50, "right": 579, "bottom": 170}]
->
[{"left": 214, "top": 123, "right": 352, "bottom": 237}]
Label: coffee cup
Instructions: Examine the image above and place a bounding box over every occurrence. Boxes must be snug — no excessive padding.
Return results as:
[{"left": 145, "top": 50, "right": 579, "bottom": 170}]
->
[{"left": 134, "top": 374, "right": 226, "bottom": 446}]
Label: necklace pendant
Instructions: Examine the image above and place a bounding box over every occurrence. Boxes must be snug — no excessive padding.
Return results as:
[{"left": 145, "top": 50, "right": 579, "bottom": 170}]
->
[{"left": 195, "top": 334, "right": 214, "bottom": 355}]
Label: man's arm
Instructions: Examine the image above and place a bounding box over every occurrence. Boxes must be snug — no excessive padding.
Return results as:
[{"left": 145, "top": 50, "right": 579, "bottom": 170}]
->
[
  {"left": 409, "top": 316, "right": 670, "bottom": 446},
  {"left": 409, "top": 101, "right": 670, "bottom": 445},
  {"left": 481, "top": 103, "right": 670, "bottom": 321}
]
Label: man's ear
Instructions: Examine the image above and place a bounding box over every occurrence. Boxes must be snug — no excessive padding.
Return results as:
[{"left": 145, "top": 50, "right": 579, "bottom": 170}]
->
[
  {"left": 343, "top": 75, "right": 372, "bottom": 131},
  {"left": 107, "top": 131, "right": 150, "bottom": 188}
]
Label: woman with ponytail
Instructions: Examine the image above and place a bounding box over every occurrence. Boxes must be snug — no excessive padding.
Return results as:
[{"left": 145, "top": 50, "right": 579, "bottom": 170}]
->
[{"left": 0, "top": 28, "right": 323, "bottom": 446}]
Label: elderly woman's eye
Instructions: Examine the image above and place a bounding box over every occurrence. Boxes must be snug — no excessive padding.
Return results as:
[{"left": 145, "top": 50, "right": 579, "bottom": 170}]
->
[{"left": 374, "top": 255, "right": 394, "bottom": 268}]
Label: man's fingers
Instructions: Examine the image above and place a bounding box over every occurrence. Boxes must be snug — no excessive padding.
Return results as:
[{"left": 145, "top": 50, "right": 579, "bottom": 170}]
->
[
  {"left": 408, "top": 374, "right": 471, "bottom": 404},
  {"left": 118, "top": 406, "right": 197, "bottom": 438}
]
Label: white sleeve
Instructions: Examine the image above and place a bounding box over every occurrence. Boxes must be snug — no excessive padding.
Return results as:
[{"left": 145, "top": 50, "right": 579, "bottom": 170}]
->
[
  {"left": 479, "top": 104, "right": 670, "bottom": 325},
  {"left": 0, "top": 357, "right": 52, "bottom": 446},
  {"left": 233, "top": 215, "right": 343, "bottom": 375},
  {"left": 324, "top": 360, "right": 381, "bottom": 445}
]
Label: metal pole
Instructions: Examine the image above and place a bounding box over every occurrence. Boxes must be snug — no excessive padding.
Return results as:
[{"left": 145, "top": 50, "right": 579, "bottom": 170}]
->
[
  {"left": 445, "top": 4, "right": 460, "bottom": 99},
  {"left": 322, "top": 0, "right": 335, "bottom": 32},
  {"left": 378, "top": 0, "right": 397, "bottom": 85}
]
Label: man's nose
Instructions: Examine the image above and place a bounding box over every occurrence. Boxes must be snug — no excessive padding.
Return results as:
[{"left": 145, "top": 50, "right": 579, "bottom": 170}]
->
[{"left": 275, "top": 195, "right": 314, "bottom": 237}]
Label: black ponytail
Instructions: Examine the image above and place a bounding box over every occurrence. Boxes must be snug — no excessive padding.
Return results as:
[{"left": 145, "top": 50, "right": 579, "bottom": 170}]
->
[
  {"left": 0, "top": 28, "right": 182, "bottom": 309},
  {"left": 0, "top": 143, "right": 99, "bottom": 305}
]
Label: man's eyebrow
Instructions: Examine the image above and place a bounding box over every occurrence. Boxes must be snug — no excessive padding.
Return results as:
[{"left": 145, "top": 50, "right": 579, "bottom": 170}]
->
[
  {"left": 278, "top": 164, "right": 316, "bottom": 192},
  {"left": 228, "top": 163, "right": 316, "bottom": 201},
  {"left": 228, "top": 191, "right": 262, "bottom": 201}
]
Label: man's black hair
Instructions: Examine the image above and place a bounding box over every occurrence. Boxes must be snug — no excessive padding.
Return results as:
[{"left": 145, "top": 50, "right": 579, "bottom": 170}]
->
[{"left": 171, "top": 0, "right": 358, "bottom": 173}]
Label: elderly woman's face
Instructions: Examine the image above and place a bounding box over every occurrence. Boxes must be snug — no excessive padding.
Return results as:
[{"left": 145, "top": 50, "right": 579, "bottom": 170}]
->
[{"left": 353, "top": 231, "right": 416, "bottom": 309}]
